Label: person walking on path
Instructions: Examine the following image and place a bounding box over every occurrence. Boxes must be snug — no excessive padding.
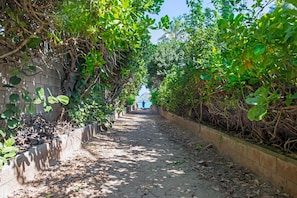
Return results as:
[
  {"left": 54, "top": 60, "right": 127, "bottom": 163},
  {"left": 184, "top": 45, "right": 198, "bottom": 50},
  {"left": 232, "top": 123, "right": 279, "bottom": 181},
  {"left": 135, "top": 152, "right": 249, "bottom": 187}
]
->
[{"left": 142, "top": 100, "right": 145, "bottom": 109}]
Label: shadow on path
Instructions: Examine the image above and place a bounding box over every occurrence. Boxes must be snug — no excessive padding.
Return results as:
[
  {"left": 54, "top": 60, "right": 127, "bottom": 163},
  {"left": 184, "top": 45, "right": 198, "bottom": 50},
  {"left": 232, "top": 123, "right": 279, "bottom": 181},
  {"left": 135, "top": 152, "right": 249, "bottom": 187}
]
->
[{"left": 10, "top": 110, "right": 287, "bottom": 198}]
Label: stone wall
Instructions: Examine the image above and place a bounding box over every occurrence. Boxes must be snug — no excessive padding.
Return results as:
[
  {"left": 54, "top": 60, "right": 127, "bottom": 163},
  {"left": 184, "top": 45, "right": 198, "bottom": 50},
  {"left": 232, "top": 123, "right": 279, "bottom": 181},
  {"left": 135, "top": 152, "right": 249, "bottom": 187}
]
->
[
  {"left": 0, "top": 123, "right": 98, "bottom": 198},
  {"left": 159, "top": 108, "right": 297, "bottom": 197},
  {"left": 0, "top": 56, "right": 65, "bottom": 122}
]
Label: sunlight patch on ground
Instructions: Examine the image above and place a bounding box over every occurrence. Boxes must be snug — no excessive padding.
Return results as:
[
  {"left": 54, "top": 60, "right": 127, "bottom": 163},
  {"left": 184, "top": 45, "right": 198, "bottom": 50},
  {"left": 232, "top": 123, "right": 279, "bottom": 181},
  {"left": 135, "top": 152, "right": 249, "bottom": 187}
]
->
[{"left": 167, "top": 169, "right": 185, "bottom": 176}]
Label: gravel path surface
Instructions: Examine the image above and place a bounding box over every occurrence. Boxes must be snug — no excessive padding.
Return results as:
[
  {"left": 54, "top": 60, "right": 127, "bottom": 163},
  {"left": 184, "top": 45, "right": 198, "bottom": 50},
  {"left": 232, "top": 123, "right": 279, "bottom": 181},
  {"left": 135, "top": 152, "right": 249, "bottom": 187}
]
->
[{"left": 10, "top": 109, "right": 290, "bottom": 198}]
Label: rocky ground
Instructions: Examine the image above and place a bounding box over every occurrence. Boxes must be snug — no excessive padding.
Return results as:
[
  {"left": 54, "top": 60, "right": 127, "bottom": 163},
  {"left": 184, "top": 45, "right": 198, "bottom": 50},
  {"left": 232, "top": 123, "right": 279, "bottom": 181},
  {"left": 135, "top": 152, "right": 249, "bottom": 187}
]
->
[{"left": 10, "top": 109, "right": 291, "bottom": 198}]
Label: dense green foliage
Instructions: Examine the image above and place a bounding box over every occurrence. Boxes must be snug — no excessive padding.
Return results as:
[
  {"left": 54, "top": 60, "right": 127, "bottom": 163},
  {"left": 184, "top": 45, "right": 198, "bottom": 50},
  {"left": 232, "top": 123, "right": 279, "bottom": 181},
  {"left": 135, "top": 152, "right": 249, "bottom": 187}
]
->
[
  {"left": 0, "top": 64, "right": 69, "bottom": 168},
  {"left": 55, "top": 0, "right": 163, "bottom": 126},
  {"left": 0, "top": 0, "right": 164, "bottom": 168},
  {"left": 148, "top": 0, "right": 297, "bottom": 153}
]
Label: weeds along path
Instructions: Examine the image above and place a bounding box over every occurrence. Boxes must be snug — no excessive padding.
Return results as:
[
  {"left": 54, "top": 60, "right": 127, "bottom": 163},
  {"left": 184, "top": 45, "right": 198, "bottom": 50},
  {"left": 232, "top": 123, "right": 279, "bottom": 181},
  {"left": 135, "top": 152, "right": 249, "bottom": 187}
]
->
[{"left": 10, "top": 109, "right": 289, "bottom": 198}]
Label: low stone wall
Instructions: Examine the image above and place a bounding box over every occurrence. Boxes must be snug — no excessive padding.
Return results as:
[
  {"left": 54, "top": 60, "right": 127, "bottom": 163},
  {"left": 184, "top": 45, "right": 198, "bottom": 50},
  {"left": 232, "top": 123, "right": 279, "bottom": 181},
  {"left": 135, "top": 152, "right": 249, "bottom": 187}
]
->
[
  {"left": 160, "top": 108, "right": 297, "bottom": 197},
  {"left": 0, "top": 123, "right": 98, "bottom": 198},
  {"left": 126, "top": 104, "right": 137, "bottom": 113}
]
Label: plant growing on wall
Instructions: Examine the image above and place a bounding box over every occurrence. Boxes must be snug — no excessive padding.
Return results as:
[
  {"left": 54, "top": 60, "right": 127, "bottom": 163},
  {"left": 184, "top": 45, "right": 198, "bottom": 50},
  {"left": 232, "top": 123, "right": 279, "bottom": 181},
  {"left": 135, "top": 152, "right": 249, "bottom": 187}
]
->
[{"left": 0, "top": 66, "right": 69, "bottom": 169}]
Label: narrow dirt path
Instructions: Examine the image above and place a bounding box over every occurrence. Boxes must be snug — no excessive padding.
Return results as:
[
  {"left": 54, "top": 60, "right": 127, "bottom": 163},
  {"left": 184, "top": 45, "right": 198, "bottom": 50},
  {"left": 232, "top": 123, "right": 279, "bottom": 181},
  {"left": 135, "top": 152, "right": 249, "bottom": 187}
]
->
[{"left": 11, "top": 110, "right": 289, "bottom": 198}]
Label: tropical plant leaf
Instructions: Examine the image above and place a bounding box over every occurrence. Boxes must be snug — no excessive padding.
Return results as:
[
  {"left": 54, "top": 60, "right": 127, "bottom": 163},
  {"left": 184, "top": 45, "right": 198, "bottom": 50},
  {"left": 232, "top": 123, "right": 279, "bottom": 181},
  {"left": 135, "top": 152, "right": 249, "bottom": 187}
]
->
[
  {"left": 4, "top": 138, "right": 15, "bottom": 147},
  {"left": 4, "top": 152, "right": 16, "bottom": 158},
  {"left": 33, "top": 98, "right": 42, "bottom": 104},
  {"left": 253, "top": 44, "right": 266, "bottom": 56},
  {"left": 9, "top": 76, "right": 21, "bottom": 85},
  {"left": 36, "top": 87, "right": 45, "bottom": 100},
  {"left": 28, "top": 103, "right": 35, "bottom": 114},
  {"left": 9, "top": 94, "right": 20, "bottom": 102},
  {"left": 291, "top": 92, "right": 297, "bottom": 99},
  {"left": 22, "top": 93, "right": 32, "bottom": 102},
  {"left": 247, "top": 105, "right": 267, "bottom": 121},
  {"left": 5, "top": 104, "right": 18, "bottom": 113},
  {"left": 57, "top": 95, "right": 69, "bottom": 105},
  {"left": 245, "top": 96, "right": 259, "bottom": 105},
  {"left": 0, "top": 129, "right": 6, "bottom": 138},
  {"left": 43, "top": 104, "right": 52, "bottom": 113},
  {"left": 1, "top": 110, "right": 13, "bottom": 119},
  {"left": 48, "top": 96, "right": 59, "bottom": 104},
  {"left": 7, "top": 119, "right": 19, "bottom": 129}
]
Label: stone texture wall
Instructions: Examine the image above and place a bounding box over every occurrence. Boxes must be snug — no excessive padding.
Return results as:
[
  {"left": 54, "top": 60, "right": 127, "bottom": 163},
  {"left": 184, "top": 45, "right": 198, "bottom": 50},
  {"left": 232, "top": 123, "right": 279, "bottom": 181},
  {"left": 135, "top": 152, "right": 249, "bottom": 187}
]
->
[
  {"left": 0, "top": 56, "right": 65, "bottom": 122},
  {"left": 0, "top": 123, "right": 98, "bottom": 198}
]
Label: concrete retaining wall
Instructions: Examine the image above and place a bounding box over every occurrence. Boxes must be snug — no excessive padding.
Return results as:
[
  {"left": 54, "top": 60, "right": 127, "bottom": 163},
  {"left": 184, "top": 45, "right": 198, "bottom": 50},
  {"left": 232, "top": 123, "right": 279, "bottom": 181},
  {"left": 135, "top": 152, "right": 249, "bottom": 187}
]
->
[
  {"left": 0, "top": 123, "right": 98, "bottom": 198},
  {"left": 160, "top": 108, "right": 297, "bottom": 197}
]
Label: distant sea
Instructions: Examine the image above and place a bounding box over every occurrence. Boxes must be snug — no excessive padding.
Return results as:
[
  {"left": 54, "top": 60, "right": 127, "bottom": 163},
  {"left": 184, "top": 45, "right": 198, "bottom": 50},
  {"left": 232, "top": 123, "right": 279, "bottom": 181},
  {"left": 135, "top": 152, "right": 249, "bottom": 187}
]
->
[{"left": 137, "top": 101, "right": 152, "bottom": 109}]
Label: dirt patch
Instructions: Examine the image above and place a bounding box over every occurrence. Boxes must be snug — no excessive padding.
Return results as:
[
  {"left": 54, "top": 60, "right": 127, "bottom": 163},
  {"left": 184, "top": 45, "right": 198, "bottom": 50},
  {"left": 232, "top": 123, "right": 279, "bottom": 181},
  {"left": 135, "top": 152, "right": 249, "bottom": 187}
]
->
[
  {"left": 14, "top": 115, "right": 74, "bottom": 153},
  {"left": 10, "top": 110, "right": 290, "bottom": 197}
]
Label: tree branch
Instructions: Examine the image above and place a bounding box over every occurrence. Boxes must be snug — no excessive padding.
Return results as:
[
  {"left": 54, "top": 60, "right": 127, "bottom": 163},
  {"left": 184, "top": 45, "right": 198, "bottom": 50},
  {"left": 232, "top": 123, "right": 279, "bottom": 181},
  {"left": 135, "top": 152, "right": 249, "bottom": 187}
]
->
[{"left": 0, "top": 34, "right": 34, "bottom": 59}]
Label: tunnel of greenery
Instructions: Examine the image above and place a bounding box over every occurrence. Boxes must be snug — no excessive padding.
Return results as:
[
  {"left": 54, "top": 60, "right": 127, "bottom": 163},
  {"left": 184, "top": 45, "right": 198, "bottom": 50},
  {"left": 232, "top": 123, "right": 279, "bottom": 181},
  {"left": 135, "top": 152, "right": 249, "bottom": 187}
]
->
[
  {"left": 0, "top": 0, "right": 296, "bottom": 168},
  {"left": 148, "top": 0, "right": 297, "bottom": 155},
  {"left": 0, "top": 0, "right": 164, "bottom": 168}
]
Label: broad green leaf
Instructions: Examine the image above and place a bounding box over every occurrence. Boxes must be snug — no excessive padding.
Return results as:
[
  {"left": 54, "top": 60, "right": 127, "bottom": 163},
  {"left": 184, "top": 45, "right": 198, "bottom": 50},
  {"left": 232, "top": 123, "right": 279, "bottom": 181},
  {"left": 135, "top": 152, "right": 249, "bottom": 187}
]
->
[
  {"left": 22, "top": 93, "right": 32, "bottom": 102},
  {"left": 2, "top": 147, "right": 17, "bottom": 154},
  {"left": 57, "top": 95, "right": 69, "bottom": 105},
  {"left": 291, "top": 92, "right": 297, "bottom": 99},
  {"left": 9, "top": 68, "right": 21, "bottom": 75},
  {"left": 235, "top": 14, "right": 244, "bottom": 23},
  {"left": 4, "top": 138, "right": 15, "bottom": 147},
  {"left": 48, "top": 96, "right": 59, "bottom": 104},
  {"left": 122, "top": 0, "right": 129, "bottom": 9},
  {"left": 33, "top": 98, "right": 42, "bottom": 104},
  {"left": 9, "top": 94, "right": 20, "bottom": 102},
  {"left": 160, "top": 15, "right": 170, "bottom": 29},
  {"left": 5, "top": 104, "right": 18, "bottom": 113},
  {"left": 7, "top": 119, "right": 19, "bottom": 129},
  {"left": 27, "top": 37, "right": 41, "bottom": 48},
  {"left": 247, "top": 105, "right": 267, "bottom": 121},
  {"left": 286, "top": 97, "right": 293, "bottom": 107},
  {"left": 0, "top": 129, "right": 6, "bottom": 138},
  {"left": 4, "top": 152, "right": 16, "bottom": 158},
  {"left": 1, "top": 110, "right": 13, "bottom": 119},
  {"left": 28, "top": 103, "right": 35, "bottom": 114},
  {"left": 245, "top": 97, "right": 259, "bottom": 105},
  {"left": 268, "top": 93, "right": 280, "bottom": 101},
  {"left": 254, "top": 44, "right": 266, "bottom": 55},
  {"left": 217, "top": 19, "right": 228, "bottom": 29},
  {"left": 36, "top": 87, "right": 45, "bottom": 100},
  {"left": 27, "top": 65, "right": 37, "bottom": 72},
  {"left": 44, "top": 105, "right": 52, "bottom": 113},
  {"left": 9, "top": 76, "right": 21, "bottom": 85}
]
